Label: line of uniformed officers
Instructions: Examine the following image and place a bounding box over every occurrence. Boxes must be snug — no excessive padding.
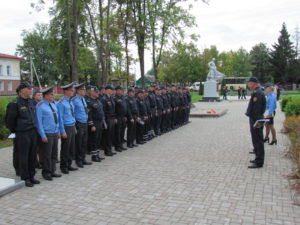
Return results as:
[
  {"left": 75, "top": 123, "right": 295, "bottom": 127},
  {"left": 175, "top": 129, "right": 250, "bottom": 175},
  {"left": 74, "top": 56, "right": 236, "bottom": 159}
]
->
[{"left": 5, "top": 81, "right": 192, "bottom": 187}]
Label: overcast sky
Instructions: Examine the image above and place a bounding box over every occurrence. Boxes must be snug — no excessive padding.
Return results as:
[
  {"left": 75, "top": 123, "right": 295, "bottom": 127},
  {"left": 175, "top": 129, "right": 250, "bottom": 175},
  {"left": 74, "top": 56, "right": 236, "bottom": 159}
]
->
[{"left": 0, "top": 0, "right": 299, "bottom": 76}]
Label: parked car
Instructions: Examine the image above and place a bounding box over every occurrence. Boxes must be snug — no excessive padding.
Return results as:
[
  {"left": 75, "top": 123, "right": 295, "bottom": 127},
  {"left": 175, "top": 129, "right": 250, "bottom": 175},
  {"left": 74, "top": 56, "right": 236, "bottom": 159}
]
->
[{"left": 190, "top": 82, "right": 201, "bottom": 92}]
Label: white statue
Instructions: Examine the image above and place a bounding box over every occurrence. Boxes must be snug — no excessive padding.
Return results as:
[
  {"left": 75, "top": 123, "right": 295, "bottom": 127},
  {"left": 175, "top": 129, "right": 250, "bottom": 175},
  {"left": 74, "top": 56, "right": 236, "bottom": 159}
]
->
[{"left": 206, "top": 58, "right": 225, "bottom": 82}]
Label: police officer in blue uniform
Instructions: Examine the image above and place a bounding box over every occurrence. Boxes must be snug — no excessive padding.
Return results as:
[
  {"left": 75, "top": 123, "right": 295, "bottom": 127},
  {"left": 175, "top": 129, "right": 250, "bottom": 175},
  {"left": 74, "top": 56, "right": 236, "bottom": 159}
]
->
[
  {"left": 246, "top": 77, "right": 266, "bottom": 168},
  {"left": 72, "top": 83, "right": 92, "bottom": 168},
  {"left": 5, "top": 82, "right": 40, "bottom": 187},
  {"left": 86, "top": 86, "right": 106, "bottom": 162},
  {"left": 36, "top": 87, "right": 62, "bottom": 181},
  {"left": 57, "top": 83, "right": 78, "bottom": 174}
]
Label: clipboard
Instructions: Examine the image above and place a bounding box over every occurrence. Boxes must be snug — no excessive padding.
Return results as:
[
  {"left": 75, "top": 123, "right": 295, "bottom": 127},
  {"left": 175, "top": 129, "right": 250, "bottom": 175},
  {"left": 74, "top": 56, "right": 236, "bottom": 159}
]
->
[{"left": 253, "top": 119, "right": 269, "bottom": 127}]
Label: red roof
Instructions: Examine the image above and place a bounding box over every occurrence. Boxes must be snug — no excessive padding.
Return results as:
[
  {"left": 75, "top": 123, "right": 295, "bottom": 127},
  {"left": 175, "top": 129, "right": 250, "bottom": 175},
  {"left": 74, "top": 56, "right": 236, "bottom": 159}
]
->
[{"left": 0, "top": 53, "right": 24, "bottom": 60}]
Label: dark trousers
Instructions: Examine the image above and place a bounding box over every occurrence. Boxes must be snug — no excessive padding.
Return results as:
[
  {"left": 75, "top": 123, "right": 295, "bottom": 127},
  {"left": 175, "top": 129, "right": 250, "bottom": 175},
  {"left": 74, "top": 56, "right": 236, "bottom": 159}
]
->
[
  {"left": 35, "top": 136, "right": 42, "bottom": 167},
  {"left": 89, "top": 121, "right": 103, "bottom": 155},
  {"left": 171, "top": 108, "right": 177, "bottom": 128},
  {"left": 161, "top": 111, "right": 167, "bottom": 132},
  {"left": 60, "top": 126, "right": 76, "bottom": 169},
  {"left": 103, "top": 118, "right": 115, "bottom": 153},
  {"left": 136, "top": 121, "right": 145, "bottom": 143},
  {"left": 250, "top": 119, "right": 265, "bottom": 166},
  {"left": 115, "top": 117, "right": 126, "bottom": 148},
  {"left": 155, "top": 110, "right": 162, "bottom": 134},
  {"left": 16, "top": 128, "right": 38, "bottom": 180},
  {"left": 127, "top": 117, "right": 137, "bottom": 146},
  {"left": 41, "top": 133, "right": 58, "bottom": 176},
  {"left": 150, "top": 108, "right": 156, "bottom": 131},
  {"left": 75, "top": 122, "right": 88, "bottom": 163},
  {"left": 13, "top": 138, "right": 19, "bottom": 175}
]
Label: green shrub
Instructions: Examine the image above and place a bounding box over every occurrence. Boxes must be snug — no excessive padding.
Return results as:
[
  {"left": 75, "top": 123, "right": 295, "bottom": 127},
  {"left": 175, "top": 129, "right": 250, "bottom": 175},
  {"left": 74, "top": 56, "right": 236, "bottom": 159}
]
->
[
  {"left": 285, "top": 97, "right": 300, "bottom": 117},
  {"left": 281, "top": 96, "right": 292, "bottom": 112},
  {"left": 0, "top": 97, "right": 15, "bottom": 140}
]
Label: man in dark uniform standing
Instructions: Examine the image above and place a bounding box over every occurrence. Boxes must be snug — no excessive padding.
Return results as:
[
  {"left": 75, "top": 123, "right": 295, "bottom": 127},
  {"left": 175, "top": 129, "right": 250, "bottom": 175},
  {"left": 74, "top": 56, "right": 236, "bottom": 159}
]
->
[
  {"left": 144, "top": 90, "right": 152, "bottom": 141},
  {"left": 246, "top": 77, "right": 266, "bottom": 168},
  {"left": 185, "top": 86, "right": 192, "bottom": 123},
  {"left": 86, "top": 86, "right": 106, "bottom": 162},
  {"left": 5, "top": 82, "right": 40, "bottom": 187},
  {"left": 170, "top": 85, "right": 179, "bottom": 129},
  {"left": 114, "top": 85, "right": 128, "bottom": 152},
  {"left": 136, "top": 89, "right": 148, "bottom": 144},
  {"left": 154, "top": 87, "right": 163, "bottom": 135},
  {"left": 101, "top": 85, "right": 117, "bottom": 156},
  {"left": 147, "top": 85, "right": 157, "bottom": 138},
  {"left": 126, "top": 88, "right": 140, "bottom": 148},
  {"left": 161, "top": 87, "right": 170, "bottom": 133}
]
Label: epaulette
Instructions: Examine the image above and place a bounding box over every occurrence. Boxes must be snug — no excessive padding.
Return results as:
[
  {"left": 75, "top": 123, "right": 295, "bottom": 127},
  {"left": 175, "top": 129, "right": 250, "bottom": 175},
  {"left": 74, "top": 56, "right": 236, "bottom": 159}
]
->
[
  {"left": 59, "top": 98, "right": 64, "bottom": 103},
  {"left": 38, "top": 102, "right": 43, "bottom": 106},
  {"left": 12, "top": 99, "right": 18, "bottom": 103}
]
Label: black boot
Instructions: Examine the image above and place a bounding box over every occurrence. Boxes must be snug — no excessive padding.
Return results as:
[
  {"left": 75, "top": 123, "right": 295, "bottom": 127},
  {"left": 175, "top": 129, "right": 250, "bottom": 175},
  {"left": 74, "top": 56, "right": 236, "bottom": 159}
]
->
[{"left": 92, "top": 155, "right": 101, "bottom": 162}]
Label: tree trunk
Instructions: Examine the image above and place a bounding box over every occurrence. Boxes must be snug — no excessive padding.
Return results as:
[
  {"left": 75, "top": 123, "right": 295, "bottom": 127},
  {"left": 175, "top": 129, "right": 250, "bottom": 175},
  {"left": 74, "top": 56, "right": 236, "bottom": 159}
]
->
[
  {"left": 99, "top": 0, "right": 106, "bottom": 85},
  {"left": 125, "top": 0, "right": 130, "bottom": 86},
  {"left": 72, "top": 0, "right": 79, "bottom": 82},
  {"left": 104, "top": 0, "right": 111, "bottom": 84}
]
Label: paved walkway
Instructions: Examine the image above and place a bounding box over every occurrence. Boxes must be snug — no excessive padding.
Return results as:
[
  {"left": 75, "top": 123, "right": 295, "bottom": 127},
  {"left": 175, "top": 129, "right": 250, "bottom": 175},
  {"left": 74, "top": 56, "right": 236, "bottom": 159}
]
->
[{"left": 0, "top": 101, "right": 299, "bottom": 225}]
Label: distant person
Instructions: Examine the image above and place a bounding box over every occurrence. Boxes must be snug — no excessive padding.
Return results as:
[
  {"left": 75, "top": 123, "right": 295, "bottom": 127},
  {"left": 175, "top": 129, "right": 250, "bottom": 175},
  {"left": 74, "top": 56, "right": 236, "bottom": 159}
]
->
[
  {"left": 245, "top": 77, "right": 266, "bottom": 169},
  {"left": 237, "top": 86, "right": 241, "bottom": 99},
  {"left": 264, "top": 83, "right": 277, "bottom": 145},
  {"left": 276, "top": 86, "right": 281, "bottom": 101},
  {"left": 222, "top": 86, "right": 228, "bottom": 100},
  {"left": 241, "top": 88, "right": 246, "bottom": 99}
]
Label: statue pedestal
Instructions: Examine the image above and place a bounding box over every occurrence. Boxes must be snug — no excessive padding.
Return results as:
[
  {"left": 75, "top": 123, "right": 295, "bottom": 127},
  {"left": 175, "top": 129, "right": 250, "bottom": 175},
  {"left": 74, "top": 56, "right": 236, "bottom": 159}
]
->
[{"left": 201, "top": 80, "right": 221, "bottom": 102}]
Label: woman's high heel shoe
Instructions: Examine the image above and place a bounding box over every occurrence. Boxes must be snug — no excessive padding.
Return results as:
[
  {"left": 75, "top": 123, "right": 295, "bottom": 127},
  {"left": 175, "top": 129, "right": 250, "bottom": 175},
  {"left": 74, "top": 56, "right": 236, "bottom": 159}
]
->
[
  {"left": 263, "top": 137, "right": 269, "bottom": 143},
  {"left": 269, "top": 140, "right": 277, "bottom": 145}
]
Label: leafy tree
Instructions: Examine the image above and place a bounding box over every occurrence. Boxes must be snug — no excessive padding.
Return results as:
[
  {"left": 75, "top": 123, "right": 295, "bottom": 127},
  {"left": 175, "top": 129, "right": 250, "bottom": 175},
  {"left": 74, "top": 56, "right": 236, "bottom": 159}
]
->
[
  {"left": 250, "top": 43, "right": 272, "bottom": 83},
  {"left": 270, "top": 23, "right": 298, "bottom": 83},
  {"left": 16, "top": 23, "right": 58, "bottom": 86}
]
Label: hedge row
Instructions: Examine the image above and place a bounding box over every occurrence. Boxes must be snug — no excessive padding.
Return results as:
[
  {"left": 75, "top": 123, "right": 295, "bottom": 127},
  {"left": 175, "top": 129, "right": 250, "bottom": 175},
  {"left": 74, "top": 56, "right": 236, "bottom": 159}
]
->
[
  {"left": 281, "top": 96, "right": 300, "bottom": 117},
  {"left": 0, "top": 96, "right": 16, "bottom": 140}
]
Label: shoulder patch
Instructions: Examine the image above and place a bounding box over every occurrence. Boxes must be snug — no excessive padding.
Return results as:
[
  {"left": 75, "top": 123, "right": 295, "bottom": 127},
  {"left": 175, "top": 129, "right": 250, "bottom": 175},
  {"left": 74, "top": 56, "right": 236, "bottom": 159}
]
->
[
  {"left": 253, "top": 97, "right": 257, "bottom": 102},
  {"left": 38, "top": 102, "right": 43, "bottom": 106},
  {"left": 59, "top": 98, "right": 64, "bottom": 103}
]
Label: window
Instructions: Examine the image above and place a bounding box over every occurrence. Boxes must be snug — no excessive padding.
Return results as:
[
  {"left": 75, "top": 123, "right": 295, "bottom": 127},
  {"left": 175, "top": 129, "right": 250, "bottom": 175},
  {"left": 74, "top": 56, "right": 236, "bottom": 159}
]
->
[
  {"left": 0, "top": 65, "right": 2, "bottom": 75},
  {"left": 0, "top": 81, "right": 4, "bottom": 91},
  {"left": 7, "top": 65, "right": 11, "bottom": 75},
  {"left": 8, "top": 81, "right": 12, "bottom": 91}
]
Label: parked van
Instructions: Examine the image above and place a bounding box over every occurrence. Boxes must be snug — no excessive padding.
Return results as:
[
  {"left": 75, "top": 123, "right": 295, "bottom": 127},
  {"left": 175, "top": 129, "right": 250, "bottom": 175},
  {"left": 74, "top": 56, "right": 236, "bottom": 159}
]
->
[{"left": 190, "top": 82, "right": 200, "bottom": 91}]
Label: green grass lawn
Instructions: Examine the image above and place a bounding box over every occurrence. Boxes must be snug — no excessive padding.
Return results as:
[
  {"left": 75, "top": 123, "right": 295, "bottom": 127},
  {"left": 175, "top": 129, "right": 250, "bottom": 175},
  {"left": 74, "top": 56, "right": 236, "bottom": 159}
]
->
[{"left": 190, "top": 92, "right": 203, "bottom": 103}]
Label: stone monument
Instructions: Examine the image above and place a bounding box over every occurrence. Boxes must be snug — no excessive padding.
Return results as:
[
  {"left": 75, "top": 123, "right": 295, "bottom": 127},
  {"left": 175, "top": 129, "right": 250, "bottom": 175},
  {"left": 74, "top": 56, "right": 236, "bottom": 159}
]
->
[{"left": 202, "top": 58, "right": 225, "bottom": 102}]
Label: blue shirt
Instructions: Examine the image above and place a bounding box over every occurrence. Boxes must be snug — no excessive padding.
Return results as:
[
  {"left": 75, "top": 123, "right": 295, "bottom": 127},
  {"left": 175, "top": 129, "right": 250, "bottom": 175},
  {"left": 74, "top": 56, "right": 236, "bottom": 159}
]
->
[
  {"left": 36, "top": 99, "right": 60, "bottom": 139},
  {"left": 266, "top": 91, "right": 277, "bottom": 116},
  {"left": 57, "top": 96, "right": 76, "bottom": 134},
  {"left": 72, "top": 94, "right": 88, "bottom": 123}
]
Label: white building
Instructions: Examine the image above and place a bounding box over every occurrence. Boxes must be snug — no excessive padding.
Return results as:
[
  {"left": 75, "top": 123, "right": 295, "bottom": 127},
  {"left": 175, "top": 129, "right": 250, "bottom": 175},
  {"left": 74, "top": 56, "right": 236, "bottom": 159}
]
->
[{"left": 0, "top": 53, "right": 24, "bottom": 95}]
